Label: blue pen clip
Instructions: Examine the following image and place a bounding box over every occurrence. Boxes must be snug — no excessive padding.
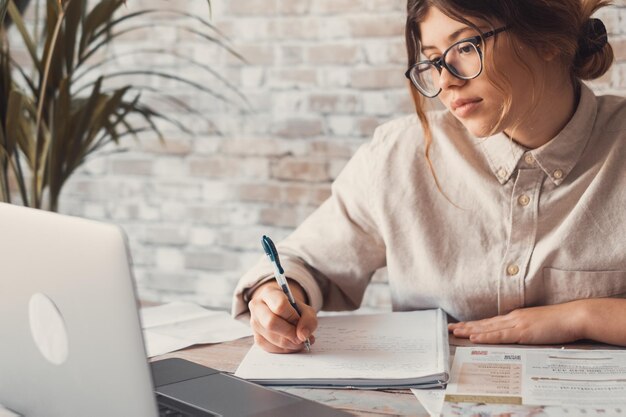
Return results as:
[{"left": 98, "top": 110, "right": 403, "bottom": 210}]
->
[{"left": 262, "top": 235, "right": 284, "bottom": 274}]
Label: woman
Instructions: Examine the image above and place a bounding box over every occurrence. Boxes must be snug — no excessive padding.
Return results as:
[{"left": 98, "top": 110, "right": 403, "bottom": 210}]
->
[{"left": 232, "top": 0, "right": 626, "bottom": 353}]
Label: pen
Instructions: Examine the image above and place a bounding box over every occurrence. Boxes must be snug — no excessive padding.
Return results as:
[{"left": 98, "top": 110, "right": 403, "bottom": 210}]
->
[{"left": 261, "top": 235, "right": 311, "bottom": 352}]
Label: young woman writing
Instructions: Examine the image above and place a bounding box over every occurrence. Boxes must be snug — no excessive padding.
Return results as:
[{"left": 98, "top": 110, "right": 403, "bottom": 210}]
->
[{"left": 232, "top": 0, "right": 626, "bottom": 352}]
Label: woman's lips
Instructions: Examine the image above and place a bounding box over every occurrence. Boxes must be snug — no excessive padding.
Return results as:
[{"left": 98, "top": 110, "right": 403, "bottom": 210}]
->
[{"left": 451, "top": 98, "right": 483, "bottom": 118}]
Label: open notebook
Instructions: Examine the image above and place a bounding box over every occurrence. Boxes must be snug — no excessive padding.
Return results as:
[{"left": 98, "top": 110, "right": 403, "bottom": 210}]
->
[{"left": 235, "top": 309, "right": 450, "bottom": 389}]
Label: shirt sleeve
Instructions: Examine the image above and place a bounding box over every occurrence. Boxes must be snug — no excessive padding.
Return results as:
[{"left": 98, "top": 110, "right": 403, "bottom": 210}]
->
[{"left": 231, "top": 128, "right": 388, "bottom": 319}]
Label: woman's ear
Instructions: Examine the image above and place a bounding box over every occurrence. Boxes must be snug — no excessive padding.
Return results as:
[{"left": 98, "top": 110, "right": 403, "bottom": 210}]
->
[{"left": 538, "top": 45, "right": 560, "bottom": 62}]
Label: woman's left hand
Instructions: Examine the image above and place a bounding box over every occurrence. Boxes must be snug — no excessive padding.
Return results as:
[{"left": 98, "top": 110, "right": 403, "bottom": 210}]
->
[{"left": 448, "top": 301, "right": 585, "bottom": 345}]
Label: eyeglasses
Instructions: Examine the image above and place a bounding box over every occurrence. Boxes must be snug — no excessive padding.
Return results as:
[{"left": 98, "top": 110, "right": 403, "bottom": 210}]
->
[{"left": 405, "top": 26, "right": 508, "bottom": 98}]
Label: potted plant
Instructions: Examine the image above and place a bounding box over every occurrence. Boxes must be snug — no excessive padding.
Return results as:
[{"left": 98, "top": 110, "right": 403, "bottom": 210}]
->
[{"left": 0, "top": 0, "right": 243, "bottom": 211}]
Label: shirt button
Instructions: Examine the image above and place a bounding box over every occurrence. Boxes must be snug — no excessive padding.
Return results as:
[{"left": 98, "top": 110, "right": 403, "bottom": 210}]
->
[
  {"left": 553, "top": 169, "right": 564, "bottom": 179},
  {"left": 524, "top": 154, "right": 534, "bottom": 165},
  {"left": 497, "top": 168, "right": 507, "bottom": 179},
  {"left": 506, "top": 264, "right": 520, "bottom": 276},
  {"left": 518, "top": 194, "right": 531, "bottom": 206}
]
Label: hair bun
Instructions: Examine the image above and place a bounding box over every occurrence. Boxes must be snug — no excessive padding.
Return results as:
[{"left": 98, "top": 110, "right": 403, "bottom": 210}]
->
[{"left": 577, "top": 18, "right": 608, "bottom": 58}]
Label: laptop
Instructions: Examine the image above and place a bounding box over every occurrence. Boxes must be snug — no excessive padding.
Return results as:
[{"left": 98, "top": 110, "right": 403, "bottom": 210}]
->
[{"left": 0, "top": 203, "right": 351, "bottom": 417}]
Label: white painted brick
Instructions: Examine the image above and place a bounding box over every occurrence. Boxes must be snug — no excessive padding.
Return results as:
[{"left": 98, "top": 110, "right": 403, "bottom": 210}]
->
[
  {"left": 614, "top": 62, "right": 626, "bottom": 88},
  {"left": 362, "top": 42, "right": 393, "bottom": 65},
  {"left": 327, "top": 116, "right": 356, "bottom": 136},
  {"left": 83, "top": 203, "right": 108, "bottom": 219},
  {"left": 144, "top": 225, "right": 190, "bottom": 246},
  {"left": 318, "top": 67, "right": 351, "bottom": 88},
  {"left": 195, "top": 272, "right": 240, "bottom": 309},
  {"left": 220, "top": 137, "right": 308, "bottom": 157},
  {"left": 240, "top": 67, "right": 266, "bottom": 88},
  {"left": 145, "top": 271, "right": 200, "bottom": 293},
  {"left": 159, "top": 202, "right": 190, "bottom": 221},
  {"left": 202, "top": 181, "right": 236, "bottom": 202},
  {"left": 77, "top": 158, "right": 107, "bottom": 176},
  {"left": 272, "top": 91, "right": 308, "bottom": 114},
  {"left": 148, "top": 181, "right": 204, "bottom": 201},
  {"left": 155, "top": 248, "right": 186, "bottom": 271},
  {"left": 184, "top": 249, "right": 240, "bottom": 271},
  {"left": 138, "top": 203, "right": 162, "bottom": 221},
  {"left": 107, "top": 204, "right": 141, "bottom": 221},
  {"left": 129, "top": 246, "right": 156, "bottom": 268},
  {"left": 189, "top": 226, "right": 220, "bottom": 246},
  {"left": 186, "top": 204, "right": 260, "bottom": 226},
  {"left": 193, "top": 136, "right": 222, "bottom": 155},
  {"left": 362, "top": 91, "right": 391, "bottom": 115},
  {"left": 153, "top": 157, "right": 189, "bottom": 177}
]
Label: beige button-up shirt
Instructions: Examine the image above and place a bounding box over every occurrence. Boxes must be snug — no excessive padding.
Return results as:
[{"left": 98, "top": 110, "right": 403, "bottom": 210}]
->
[{"left": 232, "top": 84, "right": 626, "bottom": 322}]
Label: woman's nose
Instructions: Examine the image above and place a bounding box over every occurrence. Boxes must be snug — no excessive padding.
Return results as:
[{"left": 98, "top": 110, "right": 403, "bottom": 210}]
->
[{"left": 438, "top": 66, "right": 466, "bottom": 91}]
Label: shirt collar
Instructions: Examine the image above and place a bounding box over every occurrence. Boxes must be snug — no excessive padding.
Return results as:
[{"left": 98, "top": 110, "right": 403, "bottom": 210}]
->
[{"left": 480, "top": 83, "right": 598, "bottom": 186}]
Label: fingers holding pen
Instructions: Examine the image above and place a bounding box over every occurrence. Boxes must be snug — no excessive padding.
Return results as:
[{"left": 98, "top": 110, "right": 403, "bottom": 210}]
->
[
  {"left": 295, "top": 302, "right": 318, "bottom": 345},
  {"left": 249, "top": 298, "right": 302, "bottom": 351},
  {"left": 252, "top": 332, "right": 301, "bottom": 354},
  {"left": 248, "top": 284, "right": 317, "bottom": 352},
  {"left": 265, "top": 285, "right": 317, "bottom": 349}
]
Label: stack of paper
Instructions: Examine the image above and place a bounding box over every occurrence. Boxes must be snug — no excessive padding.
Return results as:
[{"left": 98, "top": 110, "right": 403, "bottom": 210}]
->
[{"left": 235, "top": 309, "right": 449, "bottom": 389}]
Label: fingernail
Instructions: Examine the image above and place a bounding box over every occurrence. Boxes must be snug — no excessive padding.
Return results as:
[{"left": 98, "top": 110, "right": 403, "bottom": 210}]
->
[{"left": 301, "top": 328, "right": 310, "bottom": 339}]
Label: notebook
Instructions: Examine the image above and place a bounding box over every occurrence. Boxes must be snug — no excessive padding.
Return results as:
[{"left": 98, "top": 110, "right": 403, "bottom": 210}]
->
[
  {"left": 0, "top": 202, "right": 350, "bottom": 417},
  {"left": 235, "top": 309, "right": 450, "bottom": 389}
]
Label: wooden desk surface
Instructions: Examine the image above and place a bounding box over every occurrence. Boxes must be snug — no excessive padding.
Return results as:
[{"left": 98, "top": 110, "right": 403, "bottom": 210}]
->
[{"left": 152, "top": 335, "right": 491, "bottom": 417}]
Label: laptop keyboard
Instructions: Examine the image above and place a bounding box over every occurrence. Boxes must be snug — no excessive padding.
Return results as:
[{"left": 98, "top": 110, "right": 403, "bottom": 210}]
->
[
  {"left": 158, "top": 402, "right": 192, "bottom": 417},
  {"left": 157, "top": 394, "right": 221, "bottom": 417}
]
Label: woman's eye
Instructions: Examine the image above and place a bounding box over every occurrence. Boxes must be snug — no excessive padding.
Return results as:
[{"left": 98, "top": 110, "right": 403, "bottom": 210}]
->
[{"left": 457, "top": 44, "right": 473, "bottom": 54}]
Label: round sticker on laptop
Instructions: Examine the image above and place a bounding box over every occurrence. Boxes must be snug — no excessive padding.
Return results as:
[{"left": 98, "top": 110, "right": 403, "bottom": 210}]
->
[{"left": 28, "top": 293, "right": 69, "bottom": 365}]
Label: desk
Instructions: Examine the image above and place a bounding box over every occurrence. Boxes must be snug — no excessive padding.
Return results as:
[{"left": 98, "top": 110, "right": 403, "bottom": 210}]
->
[
  {"left": 153, "top": 335, "right": 485, "bottom": 417},
  {"left": 153, "top": 335, "right": 625, "bottom": 417}
]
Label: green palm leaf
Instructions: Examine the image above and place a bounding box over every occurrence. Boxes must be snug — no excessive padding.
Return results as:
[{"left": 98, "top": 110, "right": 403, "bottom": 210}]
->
[{"left": 0, "top": 0, "right": 239, "bottom": 210}]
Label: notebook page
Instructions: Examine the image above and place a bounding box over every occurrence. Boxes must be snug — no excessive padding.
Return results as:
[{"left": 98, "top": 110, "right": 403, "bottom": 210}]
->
[{"left": 235, "top": 310, "right": 445, "bottom": 382}]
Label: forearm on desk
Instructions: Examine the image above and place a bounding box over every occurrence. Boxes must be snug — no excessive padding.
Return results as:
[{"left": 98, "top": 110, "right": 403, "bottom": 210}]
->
[{"left": 579, "top": 298, "right": 626, "bottom": 346}]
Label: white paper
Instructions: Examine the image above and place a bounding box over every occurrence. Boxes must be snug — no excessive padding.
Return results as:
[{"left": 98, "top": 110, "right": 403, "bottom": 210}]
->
[
  {"left": 235, "top": 310, "right": 447, "bottom": 387},
  {"left": 411, "top": 388, "right": 445, "bottom": 417},
  {"left": 523, "top": 349, "right": 626, "bottom": 405},
  {"left": 140, "top": 302, "right": 252, "bottom": 357},
  {"left": 441, "top": 346, "right": 626, "bottom": 416}
]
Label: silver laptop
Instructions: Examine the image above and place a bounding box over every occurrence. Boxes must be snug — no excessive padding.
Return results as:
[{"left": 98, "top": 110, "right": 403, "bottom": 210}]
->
[{"left": 0, "top": 203, "right": 350, "bottom": 417}]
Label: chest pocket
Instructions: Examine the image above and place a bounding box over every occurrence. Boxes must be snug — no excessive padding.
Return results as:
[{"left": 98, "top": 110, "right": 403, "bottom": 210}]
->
[{"left": 542, "top": 268, "right": 626, "bottom": 305}]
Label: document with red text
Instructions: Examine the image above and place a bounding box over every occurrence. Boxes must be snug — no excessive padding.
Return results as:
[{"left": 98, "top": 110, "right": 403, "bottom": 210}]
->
[{"left": 442, "top": 346, "right": 626, "bottom": 416}]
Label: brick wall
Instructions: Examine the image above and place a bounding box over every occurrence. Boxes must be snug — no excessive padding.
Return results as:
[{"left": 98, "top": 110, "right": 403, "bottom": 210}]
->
[{"left": 57, "top": 0, "right": 626, "bottom": 311}]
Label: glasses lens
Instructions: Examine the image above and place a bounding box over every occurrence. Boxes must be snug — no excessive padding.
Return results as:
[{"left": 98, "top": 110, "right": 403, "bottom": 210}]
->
[
  {"left": 444, "top": 41, "right": 481, "bottom": 79},
  {"left": 409, "top": 62, "right": 441, "bottom": 97}
]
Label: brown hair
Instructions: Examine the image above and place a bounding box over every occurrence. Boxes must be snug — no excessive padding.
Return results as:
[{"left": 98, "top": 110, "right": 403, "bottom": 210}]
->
[{"left": 405, "top": 0, "right": 615, "bottom": 186}]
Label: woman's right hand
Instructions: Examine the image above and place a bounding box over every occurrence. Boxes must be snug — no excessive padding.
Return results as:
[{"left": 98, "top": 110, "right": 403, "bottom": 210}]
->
[{"left": 248, "top": 280, "right": 318, "bottom": 353}]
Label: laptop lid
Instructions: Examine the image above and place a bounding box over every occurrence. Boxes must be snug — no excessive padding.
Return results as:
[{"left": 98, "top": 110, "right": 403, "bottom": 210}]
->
[
  {"left": 0, "top": 203, "right": 352, "bottom": 417},
  {"left": 0, "top": 203, "right": 158, "bottom": 417}
]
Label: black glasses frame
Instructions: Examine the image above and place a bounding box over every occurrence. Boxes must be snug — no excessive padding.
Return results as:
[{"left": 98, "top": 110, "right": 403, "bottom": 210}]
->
[{"left": 405, "top": 26, "right": 508, "bottom": 98}]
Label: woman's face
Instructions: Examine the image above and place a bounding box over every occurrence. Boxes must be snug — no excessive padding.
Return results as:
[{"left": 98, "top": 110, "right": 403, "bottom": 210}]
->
[{"left": 418, "top": 7, "right": 547, "bottom": 138}]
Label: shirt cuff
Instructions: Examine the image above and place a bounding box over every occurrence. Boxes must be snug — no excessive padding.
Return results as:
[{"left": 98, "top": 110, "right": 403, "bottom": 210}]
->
[{"left": 231, "top": 259, "right": 324, "bottom": 319}]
